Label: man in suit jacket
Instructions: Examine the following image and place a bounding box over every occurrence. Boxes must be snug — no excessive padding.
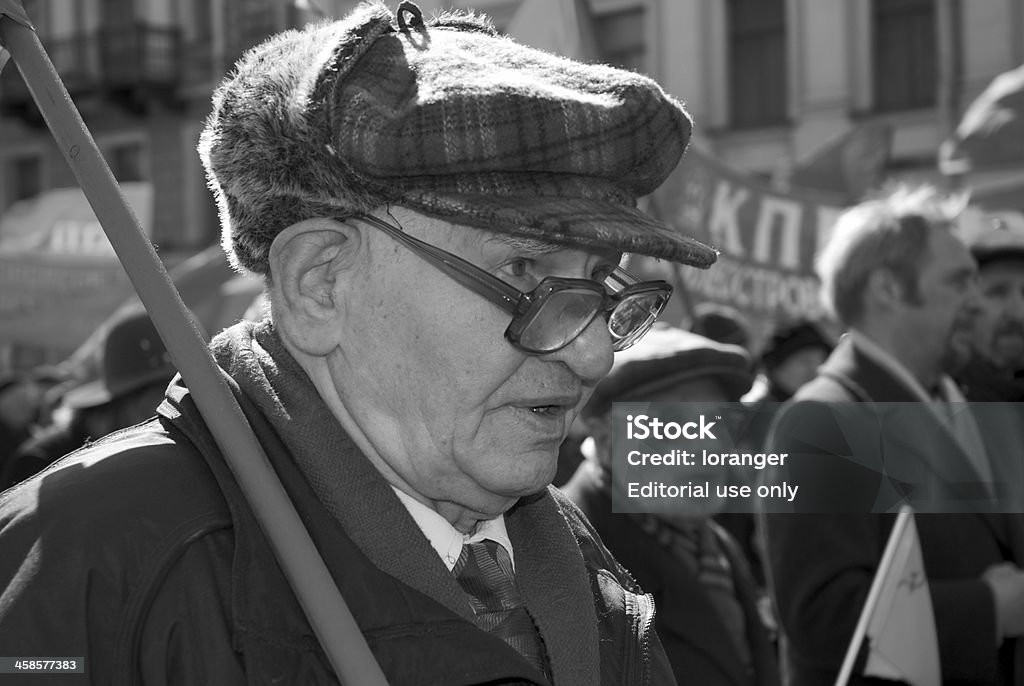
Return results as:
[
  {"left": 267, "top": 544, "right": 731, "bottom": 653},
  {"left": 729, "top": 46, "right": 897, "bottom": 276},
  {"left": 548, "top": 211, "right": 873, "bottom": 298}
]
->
[
  {"left": 761, "top": 185, "right": 1024, "bottom": 685},
  {"left": 563, "top": 324, "right": 781, "bottom": 686}
]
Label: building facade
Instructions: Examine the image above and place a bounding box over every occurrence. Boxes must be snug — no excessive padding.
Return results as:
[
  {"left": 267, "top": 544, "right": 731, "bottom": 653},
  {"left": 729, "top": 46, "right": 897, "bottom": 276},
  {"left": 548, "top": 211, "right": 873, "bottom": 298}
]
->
[
  {"left": 5, "top": 0, "right": 1021, "bottom": 244},
  {"left": 470, "top": 0, "right": 1024, "bottom": 182},
  {"left": 1, "top": 0, "right": 1022, "bottom": 369}
]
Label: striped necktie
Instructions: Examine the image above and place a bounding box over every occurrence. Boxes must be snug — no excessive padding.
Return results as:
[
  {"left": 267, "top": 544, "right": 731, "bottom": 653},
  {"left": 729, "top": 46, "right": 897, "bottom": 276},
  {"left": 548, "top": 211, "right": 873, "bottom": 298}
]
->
[{"left": 453, "top": 539, "right": 551, "bottom": 681}]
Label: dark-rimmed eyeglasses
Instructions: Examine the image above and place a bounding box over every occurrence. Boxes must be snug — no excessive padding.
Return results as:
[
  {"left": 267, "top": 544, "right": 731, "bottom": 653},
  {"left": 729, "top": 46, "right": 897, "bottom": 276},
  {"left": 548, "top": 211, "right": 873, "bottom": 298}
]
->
[{"left": 347, "top": 214, "right": 673, "bottom": 354}]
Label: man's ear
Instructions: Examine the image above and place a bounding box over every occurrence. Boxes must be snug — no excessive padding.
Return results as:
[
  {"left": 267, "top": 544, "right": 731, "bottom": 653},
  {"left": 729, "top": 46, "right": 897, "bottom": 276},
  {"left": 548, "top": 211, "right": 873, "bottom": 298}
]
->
[
  {"left": 865, "top": 268, "right": 904, "bottom": 310},
  {"left": 268, "top": 218, "right": 362, "bottom": 356}
]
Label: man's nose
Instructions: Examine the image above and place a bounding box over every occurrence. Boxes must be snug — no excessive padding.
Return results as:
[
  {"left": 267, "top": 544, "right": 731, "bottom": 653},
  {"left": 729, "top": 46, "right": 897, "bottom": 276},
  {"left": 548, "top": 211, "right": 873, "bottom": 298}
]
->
[{"left": 545, "top": 315, "right": 615, "bottom": 383}]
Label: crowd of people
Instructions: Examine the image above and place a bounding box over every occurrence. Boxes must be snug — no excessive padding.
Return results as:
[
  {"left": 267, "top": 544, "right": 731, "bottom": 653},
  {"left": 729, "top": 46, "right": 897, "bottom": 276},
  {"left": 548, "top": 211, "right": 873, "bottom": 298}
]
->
[{"left": 1, "top": 2, "right": 1023, "bottom": 685}]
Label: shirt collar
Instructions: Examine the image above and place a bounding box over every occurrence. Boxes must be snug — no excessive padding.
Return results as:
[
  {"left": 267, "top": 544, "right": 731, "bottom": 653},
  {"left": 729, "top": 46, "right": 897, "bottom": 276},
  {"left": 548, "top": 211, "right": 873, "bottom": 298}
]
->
[
  {"left": 390, "top": 486, "right": 515, "bottom": 572},
  {"left": 847, "top": 329, "right": 943, "bottom": 403}
]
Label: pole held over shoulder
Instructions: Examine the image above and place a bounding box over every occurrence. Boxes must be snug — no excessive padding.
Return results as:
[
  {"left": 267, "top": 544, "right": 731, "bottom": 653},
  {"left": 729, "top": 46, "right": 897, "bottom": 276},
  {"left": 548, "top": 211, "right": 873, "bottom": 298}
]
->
[{"left": 0, "top": 5, "right": 387, "bottom": 684}]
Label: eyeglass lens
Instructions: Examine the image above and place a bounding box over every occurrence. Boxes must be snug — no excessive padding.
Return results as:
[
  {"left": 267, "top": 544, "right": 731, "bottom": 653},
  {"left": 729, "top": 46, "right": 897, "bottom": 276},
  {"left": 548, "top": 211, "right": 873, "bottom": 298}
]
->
[
  {"left": 516, "top": 286, "right": 605, "bottom": 352},
  {"left": 516, "top": 284, "right": 669, "bottom": 353},
  {"left": 608, "top": 290, "right": 668, "bottom": 349}
]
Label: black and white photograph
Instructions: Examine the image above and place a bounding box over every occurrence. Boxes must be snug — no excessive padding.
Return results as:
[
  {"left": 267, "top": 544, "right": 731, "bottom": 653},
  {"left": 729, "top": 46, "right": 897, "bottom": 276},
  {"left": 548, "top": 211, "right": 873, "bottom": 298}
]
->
[{"left": 1, "top": 0, "right": 1023, "bottom": 683}]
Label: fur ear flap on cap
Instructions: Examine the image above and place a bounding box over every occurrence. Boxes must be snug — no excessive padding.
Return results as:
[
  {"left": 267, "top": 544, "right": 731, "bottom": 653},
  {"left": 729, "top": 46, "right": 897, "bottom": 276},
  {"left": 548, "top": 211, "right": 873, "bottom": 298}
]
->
[
  {"left": 200, "top": 1, "right": 716, "bottom": 276},
  {"left": 199, "top": 3, "right": 398, "bottom": 275}
]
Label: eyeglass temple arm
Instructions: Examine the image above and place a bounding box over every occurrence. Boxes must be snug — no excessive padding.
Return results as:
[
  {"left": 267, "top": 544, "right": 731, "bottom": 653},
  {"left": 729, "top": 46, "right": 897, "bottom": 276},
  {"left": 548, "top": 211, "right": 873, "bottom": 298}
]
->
[{"left": 352, "top": 214, "right": 524, "bottom": 313}]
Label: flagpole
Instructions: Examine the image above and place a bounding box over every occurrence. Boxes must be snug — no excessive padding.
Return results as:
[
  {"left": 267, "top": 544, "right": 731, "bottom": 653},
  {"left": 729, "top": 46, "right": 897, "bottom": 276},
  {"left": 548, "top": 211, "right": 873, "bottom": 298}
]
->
[
  {"left": 835, "top": 507, "right": 927, "bottom": 686},
  {"left": 0, "top": 5, "right": 387, "bottom": 684}
]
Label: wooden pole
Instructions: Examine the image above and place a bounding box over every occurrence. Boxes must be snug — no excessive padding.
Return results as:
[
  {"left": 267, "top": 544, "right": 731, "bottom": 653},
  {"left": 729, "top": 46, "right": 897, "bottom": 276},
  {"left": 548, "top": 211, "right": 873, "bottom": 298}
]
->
[{"left": 0, "top": 4, "right": 387, "bottom": 684}]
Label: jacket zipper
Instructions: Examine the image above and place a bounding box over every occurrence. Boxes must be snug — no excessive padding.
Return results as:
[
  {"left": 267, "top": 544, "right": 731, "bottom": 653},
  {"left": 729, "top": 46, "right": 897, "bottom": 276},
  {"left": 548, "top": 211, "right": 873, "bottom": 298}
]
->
[{"left": 624, "top": 590, "right": 657, "bottom": 685}]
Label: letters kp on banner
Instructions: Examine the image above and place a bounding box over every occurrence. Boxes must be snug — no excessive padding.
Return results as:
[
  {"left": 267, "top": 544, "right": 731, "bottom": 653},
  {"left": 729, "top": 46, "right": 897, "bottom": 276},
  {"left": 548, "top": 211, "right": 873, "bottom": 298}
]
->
[{"left": 635, "top": 145, "right": 843, "bottom": 327}]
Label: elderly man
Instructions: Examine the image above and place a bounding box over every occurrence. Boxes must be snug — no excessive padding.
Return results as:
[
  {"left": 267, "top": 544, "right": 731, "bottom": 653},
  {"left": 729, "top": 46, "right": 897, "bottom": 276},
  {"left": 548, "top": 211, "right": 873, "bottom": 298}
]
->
[
  {"left": 760, "top": 185, "right": 1024, "bottom": 685},
  {"left": 563, "top": 324, "right": 780, "bottom": 686},
  {"left": 0, "top": 3, "right": 715, "bottom": 684},
  {"left": 956, "top": 214, "right": 1024, "bottom": 400}
]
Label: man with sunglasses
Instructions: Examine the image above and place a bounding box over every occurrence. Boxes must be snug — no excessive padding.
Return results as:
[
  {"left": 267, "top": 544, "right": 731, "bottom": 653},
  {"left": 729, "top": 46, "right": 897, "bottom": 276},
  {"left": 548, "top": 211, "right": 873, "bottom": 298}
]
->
[{"left": 0, "top": 3, "right": 715, "bottom": 684}]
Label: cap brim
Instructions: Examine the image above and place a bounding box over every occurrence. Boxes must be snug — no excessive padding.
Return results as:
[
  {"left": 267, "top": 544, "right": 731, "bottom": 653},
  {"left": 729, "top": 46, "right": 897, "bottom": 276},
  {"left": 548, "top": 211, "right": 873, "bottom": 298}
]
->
[
  {"left": 61, "top": 379, "right": 114, "bottom": 409},
  {"left": 62, "top": 367, "right": 174, "bottom": 410},
  {"left": 625, "top": 365, "right": 753, "bottom": 404},
  {"left": 583, "top": 364, "right": 753, "bottom": 418},
  {"left": 402, "top": 192, "right": 718, "bottom": 268}
]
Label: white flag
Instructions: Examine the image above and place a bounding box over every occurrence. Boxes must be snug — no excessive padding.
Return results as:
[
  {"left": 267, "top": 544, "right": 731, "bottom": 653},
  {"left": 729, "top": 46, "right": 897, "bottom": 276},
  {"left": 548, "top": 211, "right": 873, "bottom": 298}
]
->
[{"left": 836, "top": 507, "right": 941, "bottom": 686}]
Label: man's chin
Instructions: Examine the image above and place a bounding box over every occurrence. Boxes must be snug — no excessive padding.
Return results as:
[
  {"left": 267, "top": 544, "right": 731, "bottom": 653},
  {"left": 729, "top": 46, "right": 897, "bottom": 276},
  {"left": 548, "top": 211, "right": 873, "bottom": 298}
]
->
[{"left": 487, "top": 455, "right": 559, "bottom": 498}]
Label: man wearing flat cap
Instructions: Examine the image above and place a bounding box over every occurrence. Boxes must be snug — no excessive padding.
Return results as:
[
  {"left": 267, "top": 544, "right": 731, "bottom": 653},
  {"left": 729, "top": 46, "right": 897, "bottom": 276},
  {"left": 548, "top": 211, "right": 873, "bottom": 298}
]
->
[
  {"left": 0, "top": 2, "right": 715, "bottom": 684},
  {"left": 955, "top": 210, "right": 1024, "bottom": 400},
  {"left": 563, "top": 324, "right": 780, "bottom": 686}
]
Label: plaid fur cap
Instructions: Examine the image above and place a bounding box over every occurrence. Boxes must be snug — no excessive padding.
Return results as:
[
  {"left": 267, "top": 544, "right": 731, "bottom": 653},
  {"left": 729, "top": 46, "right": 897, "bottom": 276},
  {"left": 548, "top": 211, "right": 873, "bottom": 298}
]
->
[{"left": 199, "top": 1, "right": 717, "bottom": 275}]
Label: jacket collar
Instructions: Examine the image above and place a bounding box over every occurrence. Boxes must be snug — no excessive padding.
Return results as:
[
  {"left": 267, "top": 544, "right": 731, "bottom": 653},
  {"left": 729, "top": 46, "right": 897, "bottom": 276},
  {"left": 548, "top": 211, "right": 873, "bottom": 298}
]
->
[
  {"left": 809, "top": 334, "right": 1023, "bottom": 545},
  {"left": 161, "top": 320, "right": 601, "bottom": 685},
  {"left": 813, "top": 334, "right": 923, "bottom": 403}
]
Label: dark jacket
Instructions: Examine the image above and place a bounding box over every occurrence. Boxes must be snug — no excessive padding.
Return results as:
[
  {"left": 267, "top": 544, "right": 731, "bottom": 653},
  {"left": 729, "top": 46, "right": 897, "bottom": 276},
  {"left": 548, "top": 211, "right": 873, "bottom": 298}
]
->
[
  {"left": 0, "top": 321, "right": 676, "bottom": 685},
  {"left": 955, "top": 354, "right": 1024, "bottom": 402},
  {"left": 563, "top": 460, "right": 781, "bottom": 686},
  {"left": 740, "top": 377, "right": 791, "bottom": 454},
  {"left": 761, "top": 335, "right": 1024, "bottom": 686}
]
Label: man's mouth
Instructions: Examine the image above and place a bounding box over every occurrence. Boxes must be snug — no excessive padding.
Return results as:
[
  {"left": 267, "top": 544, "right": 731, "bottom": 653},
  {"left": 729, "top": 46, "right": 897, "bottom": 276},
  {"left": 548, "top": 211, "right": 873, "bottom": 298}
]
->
[{"left": 521, "top": 395, "right": 579, "bottom": 416}]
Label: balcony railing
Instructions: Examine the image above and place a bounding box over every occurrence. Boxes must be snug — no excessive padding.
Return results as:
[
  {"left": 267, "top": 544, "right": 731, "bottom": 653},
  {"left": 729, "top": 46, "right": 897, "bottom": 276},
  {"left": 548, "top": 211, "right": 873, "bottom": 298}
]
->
[
  {"left": 0, "top": 24, "right": 182, "bottom": 121},
  {"left": 99, "top": 24, "right": 181, "bottom": 91}
]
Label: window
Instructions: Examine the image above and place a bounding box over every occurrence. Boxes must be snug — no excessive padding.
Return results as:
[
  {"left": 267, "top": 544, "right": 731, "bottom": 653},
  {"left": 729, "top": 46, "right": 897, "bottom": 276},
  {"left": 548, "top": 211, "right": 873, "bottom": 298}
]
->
[
  {"left": 873, "top": 0, "right": 937, "bottom": 111},
  {"left": 595, "top": 8, "right": 645, "bottom": 73},
  {"left": 108, "top": 142, "right": 146, "bottom": 183},
  {"left": 727, "top": 0, "right": 787, "bottom": 129},
  {"left": 100, "top": 0, "right": 135, "bottom": 28},
  {"left": 7, "top": 155, "right": 43, "bottom": 207}
]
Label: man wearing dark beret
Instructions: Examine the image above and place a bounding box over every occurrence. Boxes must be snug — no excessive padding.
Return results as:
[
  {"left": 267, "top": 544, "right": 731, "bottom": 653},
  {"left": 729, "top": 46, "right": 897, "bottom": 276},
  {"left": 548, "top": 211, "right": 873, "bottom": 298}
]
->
[
  {"left": 0, "top": 2, "right": 715, "bottom": 684},
  {"left": 562, "top": 324, "right": 780, "bottom": 686}
]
